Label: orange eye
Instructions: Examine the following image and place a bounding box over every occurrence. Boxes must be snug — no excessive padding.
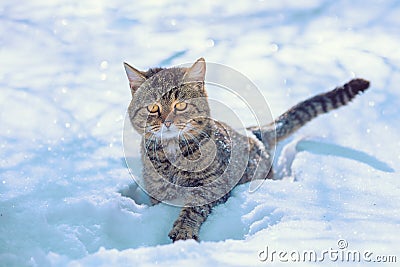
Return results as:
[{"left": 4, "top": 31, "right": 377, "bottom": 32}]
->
[
  {"left": 147, "top": 104, "right": 160, "bottom": 113},
  {"left": 174, "top": 102, "right": 187, "bottom": 111}
]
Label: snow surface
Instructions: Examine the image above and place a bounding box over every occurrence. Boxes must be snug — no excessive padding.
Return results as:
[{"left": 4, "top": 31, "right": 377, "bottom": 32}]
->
[{"left": 1, "top": 0, "right": 400, "bottom": 266}]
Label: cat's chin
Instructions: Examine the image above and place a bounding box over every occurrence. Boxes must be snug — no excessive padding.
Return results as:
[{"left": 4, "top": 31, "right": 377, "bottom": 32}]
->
[
  {"left": 153, "top": 124, "right": 183, "bottom": 140},
  {"left": 154, "top": 129, "right": 180, "bottom": 140},
  {"left": 160, "top": 132, "right": 180, "bottom": 140}
]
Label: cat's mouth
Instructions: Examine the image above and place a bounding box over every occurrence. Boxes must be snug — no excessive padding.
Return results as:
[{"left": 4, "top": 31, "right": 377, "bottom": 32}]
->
[
  {"left": 147, "top": 122, "right": 201, "bottom": 142},
  {"left": 154, "top": 124, "right": 181, "bottom": 140}
]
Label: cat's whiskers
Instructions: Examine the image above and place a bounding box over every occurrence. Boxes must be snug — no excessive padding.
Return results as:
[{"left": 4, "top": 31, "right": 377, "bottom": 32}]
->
[
  {"left": 145, "top": 132, "right": 155, "bottom": 147},
  {"left": 175, "top": 123, "right": 204, "bottom": 157},
  {"left": 145, "top": 133, "right": 157, "bottom": 157},
  {"left": 178, "top": 132, "right": 193, "bottom": 156},
  {"left": 176, "top": 123, "right": 212, "bottom": 156},
  {"left": 182, "top": 132, "right": 200, "bottom": 146},
  {"left": 183, "top": 131, "right": 207, "bottom": 158},
  {"left": 184, "top": 124, "right": 211, "bottom": 143},
  {"left": 144, "top": 132, "right": 163, "bottom": 162},
  {"left": 153, "top": 137, "right": 161, "bottom": 162}
]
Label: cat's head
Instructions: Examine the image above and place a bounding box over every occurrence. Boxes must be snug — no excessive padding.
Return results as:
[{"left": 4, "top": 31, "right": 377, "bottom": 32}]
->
[{"left": 124, "top": 58, "right": 211, "bottom": 141}]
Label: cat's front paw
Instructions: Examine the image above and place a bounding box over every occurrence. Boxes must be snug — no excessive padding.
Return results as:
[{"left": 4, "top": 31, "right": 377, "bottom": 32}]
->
[{"left": 168, "top": 223, "right": 199, "bottom": 242}]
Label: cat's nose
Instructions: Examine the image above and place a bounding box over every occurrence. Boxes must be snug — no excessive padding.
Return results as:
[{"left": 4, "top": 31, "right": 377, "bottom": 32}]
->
[{"left": 164, "top": 120, "right": 173, "bottom": 128}]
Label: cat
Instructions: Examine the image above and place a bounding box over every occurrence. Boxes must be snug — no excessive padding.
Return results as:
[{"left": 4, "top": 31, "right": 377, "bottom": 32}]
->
[{"left": 123, "top": 58, "right": 370, "bottom": 242}]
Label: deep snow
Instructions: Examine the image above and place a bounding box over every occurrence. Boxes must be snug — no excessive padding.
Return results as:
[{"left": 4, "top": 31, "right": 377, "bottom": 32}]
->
[{"left": 1, "top": 0, "right": 400, "bottom": 266}]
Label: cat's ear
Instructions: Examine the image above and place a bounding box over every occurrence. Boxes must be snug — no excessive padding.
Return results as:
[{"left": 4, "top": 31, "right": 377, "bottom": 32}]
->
[
  {"left": 124, "top": 62, "right": 146, "bottom": 96},
  {"left": 184, "top": 58, "right": 206, "bottom": 83}
]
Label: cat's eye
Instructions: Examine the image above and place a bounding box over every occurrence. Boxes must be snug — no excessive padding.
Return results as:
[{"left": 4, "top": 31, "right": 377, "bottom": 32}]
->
[
  {"left": 174, "top": 102, "right": 187, "bottom": 111},
  {"left": 147, "top": 104, "right": 160, "bottom": 113}
]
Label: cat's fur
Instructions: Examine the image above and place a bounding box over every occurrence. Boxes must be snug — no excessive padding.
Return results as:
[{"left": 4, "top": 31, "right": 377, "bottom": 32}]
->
[{"left": 124, "top": 58, "right": 370, "bottom": 242}]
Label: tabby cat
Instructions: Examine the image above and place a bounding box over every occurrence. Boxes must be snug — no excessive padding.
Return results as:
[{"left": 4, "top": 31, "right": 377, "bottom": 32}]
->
[{"left": 123, "top": 58, "right": 370, "bottom": 242}]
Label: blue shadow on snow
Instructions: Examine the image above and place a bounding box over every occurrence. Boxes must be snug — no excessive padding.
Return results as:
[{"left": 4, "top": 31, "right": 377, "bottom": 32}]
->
[{"left": 296, "top": 140, "right": 394, "bottom": 173}]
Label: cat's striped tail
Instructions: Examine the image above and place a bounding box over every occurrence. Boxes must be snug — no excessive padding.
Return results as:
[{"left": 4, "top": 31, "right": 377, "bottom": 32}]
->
[{"left": 250, "top": 79, "right": 370, "bottom": 147}]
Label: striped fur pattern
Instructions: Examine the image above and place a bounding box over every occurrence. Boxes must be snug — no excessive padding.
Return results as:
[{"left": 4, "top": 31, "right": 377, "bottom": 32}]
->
[
  {"left": 124, "top": 58, "right": 370, "bottom": 242},
  {"left": 124, "top": 58, "right": 272, "bottom": 242},
  {"left": 250, "top": 79, "right": 370, "bottom": 147}
]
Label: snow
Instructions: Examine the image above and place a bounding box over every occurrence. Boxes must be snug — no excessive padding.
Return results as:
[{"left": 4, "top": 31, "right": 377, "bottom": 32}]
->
[{"left": 1, "top": 0, "right": 400, "bottom": 266}]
